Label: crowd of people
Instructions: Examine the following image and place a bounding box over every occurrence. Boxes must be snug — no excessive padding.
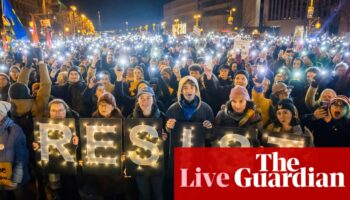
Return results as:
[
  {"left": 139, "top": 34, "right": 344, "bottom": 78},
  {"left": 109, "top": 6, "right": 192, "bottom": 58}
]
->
[{"left": 0, "top": 31, "right": 350, "bottom": 200}]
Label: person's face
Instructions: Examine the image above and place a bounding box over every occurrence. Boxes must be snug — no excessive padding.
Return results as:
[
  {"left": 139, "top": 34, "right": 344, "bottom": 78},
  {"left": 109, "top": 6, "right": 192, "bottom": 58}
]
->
[
  {"left": 130, "top": 57, "right": 137, "bottom": 65},
  {"left": 263, "top": 79, "right": 270, "bottom": 93},
  {"left": 306, "top": 72, "right": 316, "bottom": 84},
  {"left": 186, "top": 59, "right": 193, "bottom": 66},
  {"left": 57, "top": 73, "right": 67, "bottom": 85},
  {"left": 303, "top": 56, "right": 312, "bottom": 66},
  {"left": 50, "top": 103, "right": 67, "bottom": 119},
  {"left": 219, "top": 69, "right": 229, "bottom": 80},
  {"left": 95, "top": 85, "right": 105, "bottom": 98},
  {"left": 234, "top": 74, "right": 247, "bottom": 87},
  {"left": 98, "top": 101, "right": 114, "bottom": 118},
  {"left": 333, "top": 54, "right": 341, "bottom": 64},
  {"left": 163, "top": 59, "right": 170, "bottom": 66},
  {"left": 230, "top": 95, "right": 247, "bottom": 113},
  {"left": 0, "top": 76, "right": 8, "bottom": 88},
  {"left": 138, "top": 93, "right": 154, "bottom": 111},
  {"left": 141, "top": 56, "right": 148, "bottom": 63},
  {"left": 259, "top": 51, "right": 267, "bottom": 59},
  {"left": 293, "top": 59, "right": 301, "bottom": 69},
  {"left": 9, "top": 70, "right": 19, "bottom": 81},
  {"left": 276, "top": 109, "right": 293, "bottom": 126},
  {"left": 133, "top": 69, "right": 143, "bottom": 81},
  {"left": 68, "top": 71, "right": 80, "bottom": 83},
  {"left": 161, "top": 71, "right": 171, "bottom": 81},
  {"left": 320, "top": 91, "right": 335, "bottom": 103},
  {"left": 5, "top": 58, "right": 12, "bottom": 66},
  {"left": 182, "top": 82, "right": 196, "bottom": 102},
  {"left": 275, "top": 73, "right": 285, "bottom": 82},
  {"left": 231, "top": 63, "right": 237, "bottom": 72},
  {"left": 190, "top": 70, "right": 201, "bottom": 80},
  {"left": 335, "top": 66, "right": 347, "bottom": 77},
  {"left": 277, "top": 89, "right": 290, "bottom": 100},
  {"left": 100, "top": 74, "right": 110, "bottom": 85},
  {"left": 107, "top": 55, "right": 113, "bottom": 64},
  {"left": 330, "top": 102, "right": 347, "bottom": 120}
]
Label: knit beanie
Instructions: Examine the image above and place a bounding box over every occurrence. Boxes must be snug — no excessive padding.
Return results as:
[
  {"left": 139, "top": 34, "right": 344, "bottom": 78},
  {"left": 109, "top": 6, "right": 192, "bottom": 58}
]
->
[{"left": 229, "top": 85, "right": 250, "bottom": 101}]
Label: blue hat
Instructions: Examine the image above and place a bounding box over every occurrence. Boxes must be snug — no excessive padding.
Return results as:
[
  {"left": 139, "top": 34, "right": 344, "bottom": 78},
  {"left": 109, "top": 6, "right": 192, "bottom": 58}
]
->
[{"left": 137, "top": 86, "right": 155, "bottom": 97}]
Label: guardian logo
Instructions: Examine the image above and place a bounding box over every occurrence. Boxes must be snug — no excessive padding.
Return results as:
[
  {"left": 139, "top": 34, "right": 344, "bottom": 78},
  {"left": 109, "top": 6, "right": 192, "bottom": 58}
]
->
[{"left": 180, "top": 152, "right": 345, "bottom": 188}]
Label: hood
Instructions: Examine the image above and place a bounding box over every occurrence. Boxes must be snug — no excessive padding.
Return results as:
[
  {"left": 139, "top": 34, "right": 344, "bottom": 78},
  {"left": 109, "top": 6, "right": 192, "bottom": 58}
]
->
[
  {"left": 177, "top": 76, "right": 201, "bottom": 108},
  {"left": 10, "top": 99, "right": 34, "bottom": 117},
  {"left": 0, "top": 117, "right": 13, "bottom": 132}
]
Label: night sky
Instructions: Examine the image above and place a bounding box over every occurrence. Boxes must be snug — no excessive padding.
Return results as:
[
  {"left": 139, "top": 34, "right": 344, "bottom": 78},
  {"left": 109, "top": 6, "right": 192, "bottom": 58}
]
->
[{"left": 62, "top": 0, "right": 168, "bottom": 31}]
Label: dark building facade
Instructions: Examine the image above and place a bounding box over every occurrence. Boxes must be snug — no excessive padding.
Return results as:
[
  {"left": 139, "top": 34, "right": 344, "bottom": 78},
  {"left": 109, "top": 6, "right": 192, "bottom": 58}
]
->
[
  {"left": 163, "top": 0, "right": 260, "bottom": 34},
  {"left": 164, "top": 0, "right": 349, "bottom": 35},
  {"left": 263, "top": 0, "right": 342, "bottom": 35}
]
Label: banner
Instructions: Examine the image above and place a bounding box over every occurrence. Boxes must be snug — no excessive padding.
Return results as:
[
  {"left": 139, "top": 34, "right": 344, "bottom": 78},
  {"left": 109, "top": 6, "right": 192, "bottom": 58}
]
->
[
  {"left": 233, "top": 39, "right": 251, "bottom": 59},
  {"left": 124, "top": 118, "right": 164, "bottom": 176},
  {"left": 79, "top": 118, "right": 122, "bottom": 175},
  {"left": 175, "top": 148, "right": 349, "bottom": 200},
  {"left": 171, "top": 122, "right": 205, "bottom": 148},
  {"left": 34, "top": 119, "right": 77, "bottom": 174},
  {"left": 212, "top": 127, "right": 259, "bottom": 147},
  {"left": 193, "top": 26, "right": 201, "bottom": 37},
  {"left": 261, "top": 131, "right": 312, "bottom": 147},
  {"left": 0, "top": 162, "right": 12, "bottom": 186},
  {"left": 169, "top": 122, "right": 206, "bottom": 176}
]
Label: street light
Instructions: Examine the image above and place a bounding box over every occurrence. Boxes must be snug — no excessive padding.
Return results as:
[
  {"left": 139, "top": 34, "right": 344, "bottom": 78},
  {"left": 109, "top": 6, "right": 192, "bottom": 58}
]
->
[
  {"left": 70, "top": 5, "right": 77, "bottom": 12},
  {"left": 228, "top": 7, "right": 236, "bottom": 25},
  {"left": 70, "top": 5, "right": 77, "bottom": 37},
  {"left": 315, "top": 18, "right": 321, "bottom": 29},
  {"left": 193, "top": 14, "right": 201, "bottom": 27},
  {"left": 161, "top": 21, "right": 166, "bottom": 29}
]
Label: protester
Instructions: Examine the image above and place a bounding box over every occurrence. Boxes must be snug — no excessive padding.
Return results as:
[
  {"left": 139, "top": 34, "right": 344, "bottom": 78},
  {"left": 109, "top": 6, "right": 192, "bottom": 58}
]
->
[
  {"left": 32, "top": 99, "right": 80, "bottom": 200},
  {"left": 0, "top": 101, "right": 29, "bottom": 199},
  {"left": 302, "top": 96, "right": 350, "bottom": 147},
  {"left": 129, "top": 87, "right": 166, "bottom": 200}
]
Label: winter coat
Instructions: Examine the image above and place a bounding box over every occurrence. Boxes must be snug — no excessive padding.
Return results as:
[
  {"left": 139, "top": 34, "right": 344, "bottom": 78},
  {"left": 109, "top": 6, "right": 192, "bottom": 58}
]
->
[
  {"left": 13, "top": 62, "right": 52, "bottom": 118},
  {"left": 302, "top": 115, "right": 350, "bottom": 147},
  {"left": 289, "top": 79, "right": 310, "bottom": 117},
  {"left": 0, "top": 84, "right": 10, "bottom": 101},
  {"left": 252, "top": 85, "right": 273, "bottom": 126},
  {"left": 166, "top": 76, "right": 214, "bottom": 136},
  {"left": 215, "top": 101, "right": 261, "bottom": 129},
  {"left": 52, "top": 81, "right": 89, "bottom": 117},
  {"left": 265, "top": 123, "right": 304, "bottom": 135},
  {"left": 0, "top": 117, "right": 29, "bottom": 186}
]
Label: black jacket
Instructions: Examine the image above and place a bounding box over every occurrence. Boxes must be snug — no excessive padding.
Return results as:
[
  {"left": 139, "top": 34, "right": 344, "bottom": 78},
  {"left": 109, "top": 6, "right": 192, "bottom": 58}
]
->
[
  {"left": 302, "top": 115, "right": 350, "bottom": 147},
  {"left": 215, "top": 101, "right": 261, "bottom": 129},
  {"left": 52, "top": 81, "right": 89, "bottom": 117}
]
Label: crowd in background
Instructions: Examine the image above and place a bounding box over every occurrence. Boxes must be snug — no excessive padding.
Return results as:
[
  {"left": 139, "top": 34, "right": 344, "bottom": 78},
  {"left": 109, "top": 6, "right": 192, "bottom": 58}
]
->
[{"left": 0, "top": 31, "right": 350, "bottom": 199}]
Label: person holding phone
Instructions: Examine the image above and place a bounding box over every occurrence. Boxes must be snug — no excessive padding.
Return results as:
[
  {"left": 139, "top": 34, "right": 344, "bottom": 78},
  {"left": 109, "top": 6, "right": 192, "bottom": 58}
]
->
[{"left": 302, "top": 96, "right": 350, "bottom": 147}]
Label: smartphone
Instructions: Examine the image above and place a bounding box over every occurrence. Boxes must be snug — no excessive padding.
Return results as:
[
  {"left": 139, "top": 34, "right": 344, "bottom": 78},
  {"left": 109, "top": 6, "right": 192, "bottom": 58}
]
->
[{"left": 319, "top": 101, "right": 329, "bottom": 115}]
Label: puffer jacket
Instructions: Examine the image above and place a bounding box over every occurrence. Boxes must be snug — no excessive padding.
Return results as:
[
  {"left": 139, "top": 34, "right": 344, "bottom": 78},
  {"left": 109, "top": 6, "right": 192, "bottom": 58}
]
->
[{"left": 0, "top": 117, "right": 29, "bottom": 186}]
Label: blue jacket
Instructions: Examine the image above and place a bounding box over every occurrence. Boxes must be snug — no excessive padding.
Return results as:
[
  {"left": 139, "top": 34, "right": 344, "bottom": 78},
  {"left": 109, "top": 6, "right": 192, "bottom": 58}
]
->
[{"left": 0, "top": 117, "right": 29, "bottom": 185}]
